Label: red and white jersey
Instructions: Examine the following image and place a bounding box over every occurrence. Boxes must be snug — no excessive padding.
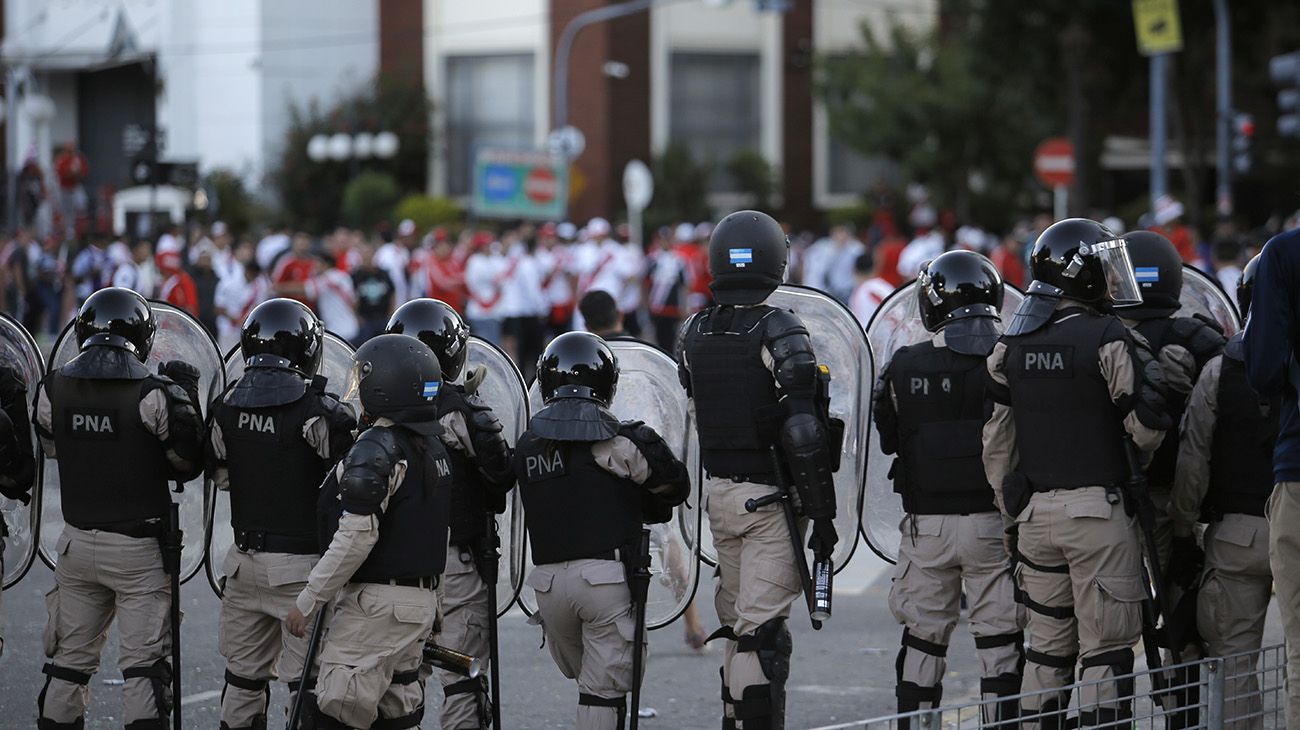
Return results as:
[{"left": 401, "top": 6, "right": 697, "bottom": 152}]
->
[
  {"left": 464, "top": 251, "right": 508, "bottom": 320},
  {"left": 374, "top": 242, "right": 412, "bottom": 304},
  {"left": 848, "top": 276, "right": 895, "bottom": 329},
  {"left": 496, "top": 247, "right": 548, "bottom": 318},
  {"left": 215, "top": 274, "right": 272, "bottom": 351},
  {"left": 415, "top": 252, "right": 468, "bottom": 313},
  {"left": 304, "top": 269, "right": 359, "bottom": 342},
  {"left": 534, "top": 245, "right": 574, "bottom": 308}
]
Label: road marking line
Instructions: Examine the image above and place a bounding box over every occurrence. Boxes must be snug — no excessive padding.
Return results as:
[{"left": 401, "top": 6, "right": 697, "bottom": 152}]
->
[{"left": 182, "top": 689, "right": 221, "bottom": 706}]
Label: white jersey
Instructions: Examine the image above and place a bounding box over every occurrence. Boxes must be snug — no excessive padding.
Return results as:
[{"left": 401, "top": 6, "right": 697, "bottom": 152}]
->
[
  {"left": 255, "top": 233, "right": 290, "bottom": 270},
  {"left": 898, "top": 233, "right": 945, "bottom": 280},
  {"left": 616, "top": 242, "right": 644, "bottom": 313},
  {"left": 534, "top": 246, "right": 574, "bottom": 308},
  {"left": 464, "top": 251, "right": 508, "bottom": 320},
  {"left": 112, "top": 260, "right": 160, "bottom": 300},
  {"left": 304, "top": 269, "right": 359, "bottom": 342},
  {"left": 848, "top": 276, "right": 895, "bottom": 329},
  {"left": 374, "top": 242, "right": 412, "bottom": 304},
  {"left": 497, "top": 247, "right": 549, "bottom": 318},
  {"left": 215, "top": 274, "right": 272, "bottom": 351},
  {"left": 571, "top": 239, "right": 633, "bottom": 300}
]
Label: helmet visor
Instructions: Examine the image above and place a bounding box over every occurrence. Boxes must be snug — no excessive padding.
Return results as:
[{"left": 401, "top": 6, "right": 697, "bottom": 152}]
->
[{"left": 1093, "top": 238, "right": 1143, "bottom": 306}]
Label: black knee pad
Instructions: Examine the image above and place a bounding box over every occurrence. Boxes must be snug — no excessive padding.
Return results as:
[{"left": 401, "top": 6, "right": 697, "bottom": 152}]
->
[
  {"left": 579, "top": 693, "right": 627, "bottom": 730},
  {"left": 36, "top": 719, "right": 84, "bottom": 730},
  {"left": 896, "top": 681, "right": 943, "bottom": 713},
  {"left": 38, "top": 662, "right": 92, "bottom": 726},
  {"left": 124, "top": 658, "right": 174, "bottom": 721},
  {"left": 220, "top": 716, "right": 268, "bottom": 730},
  {"left": 1080, "top": 647, "right": 1135, "bottom": 707},
  {"left": 733, "top": 683, "right": 776, "bottom": 729},
  {"left": 736, "top": 617, "right": 792, "bottom": 684},
  {"left": 370, "top": 705, "right": 427, "bottom": 730},
  {"left": 445, "top": 675, "right": 492, "bottom": 729}
]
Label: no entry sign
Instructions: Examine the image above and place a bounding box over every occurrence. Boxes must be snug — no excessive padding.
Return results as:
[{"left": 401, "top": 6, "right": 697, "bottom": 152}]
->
[
  {"left": 1034, "top": 138, "right": 1076, "bottom": 189},
  {"left": 472, "top": 148, "right": 569, "bottom": 221}
]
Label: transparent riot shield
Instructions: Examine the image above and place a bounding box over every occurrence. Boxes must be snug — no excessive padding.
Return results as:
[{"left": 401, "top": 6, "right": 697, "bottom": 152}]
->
[
  {"left": 862, "top": 282, "right": 1025, "bottom": 563},
  {"left": 1178, "top": 264, "right": 1242, "bottom": 337},
  {"left": 466, "top": 335, "right": 530, "bottom": 618},
  {"left": 39, "top": 302, "right": 225, "bottom": 584},
  {"left": 204, "top": 332, "right": 358, "bottom": 596},
  {"left": 0, "top": 314, "right": 44, "bottom": 588},
  {"left": 519, "top": 339, "right": 703, "bottom": 629}
]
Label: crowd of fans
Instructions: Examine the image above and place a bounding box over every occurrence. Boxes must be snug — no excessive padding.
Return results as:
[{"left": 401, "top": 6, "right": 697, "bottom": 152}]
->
[{"left": 0, "top": 193, "right": 1291, "bottom": 374}]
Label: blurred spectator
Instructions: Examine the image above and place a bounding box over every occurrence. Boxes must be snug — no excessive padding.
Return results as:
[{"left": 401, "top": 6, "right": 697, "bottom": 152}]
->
[
  {"left": 464, "top": 232, "right": 506, "bottom": 344},
  {"left": 685, "top": 222, "right": 713, "bottom": 312},
  {"left": 646, "top": 224, "right": 692, "bottom": 352},
  {"left": 113, "top": 239, "right": 160, "bottom": 298},
  {"left": 990, "top": 234, "right": 1027, "bottom": 289},
  {"left": 616, "top": 225, "right": 646, "bottom": 339},
  {"left": 498, "top": 230, "right": 548, "bottom": 380},
  {"left": 802, "top": 224, "right": 865, "bottom": 302},
  {"left": 256, "top": 223, "right": 292, "bottom": 270},
  {"left": 415, "top": 228, "right": 467, "bottom": 311},
  {"left": 215, "top": 259, "right": 270, "bottom": 352},
  {"left": 872, "top": 218, "right": 908, "bottom": 288},
  {"left": 1212, "top": 238, "right": 1244, "bottom": 310},
  {"left": 272, "top": 232, "right": 318, "bottom": 307},
  {"left": 535, "top": 222, "right": 574, "bottom": 336},
  {"left": 898, "top": 229, "right": 945, "bottom": 280},
  {"left": 1150, "top": 195, "right": 1198, "bottom": 264},
  {"left": 53, "top": 141, "right": 89, "bottom": 239},
  {"left": 375, "top": 218, "right": 418, "bottom": 303},
  {"left": 17, "top": 151, "right": 45, "bottom": 230},
  {"left": 192, "top": 248, "right": 221, "bottom": 335},
  {"left": 157, "top": 223, "right": 183, "bottom": 258},
  {"left": 352, "top": 241, "right": 397, "bottom": 343},
  {"left": 305, "top": 254, "right": 359, "bottom": 344},
  {"left": 70, "top": 234, "right": 112, "bottom": 305},
  {"left": 579, "top": 290, "right": 631, "bottom": 341},
  {"left": 27, "top": 236, "right": 66, "bottom": 337},
  {"left": 848, "top": 252, "right": 894, "bottom": 328},
  {"left": 571, "top": 217, "right": 639, "bottom": 331},
  {"left": 0, "top": 229, "right": 31, "bottom": 319},
  {"left": 157, "top": 240, "right": 199, "bottom": 316}
]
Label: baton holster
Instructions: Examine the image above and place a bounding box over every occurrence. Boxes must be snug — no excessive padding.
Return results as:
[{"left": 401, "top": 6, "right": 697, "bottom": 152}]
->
[{"left": 1001, "top": 472, "right": 1032, "bottom": 518}]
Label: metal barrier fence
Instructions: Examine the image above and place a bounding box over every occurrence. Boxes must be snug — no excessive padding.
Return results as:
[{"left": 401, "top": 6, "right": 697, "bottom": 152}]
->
[{"left": 811, "top": 644, "right": 1286, "bottom": 730}]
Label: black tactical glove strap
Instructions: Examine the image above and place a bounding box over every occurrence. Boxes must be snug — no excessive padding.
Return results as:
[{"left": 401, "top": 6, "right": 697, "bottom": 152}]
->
[
  {"left": 42, "top": 662, "right": 92, "bottom": 686},
  {"left": 1023, "top": 594, "right": 1076, "bottom": 620}
]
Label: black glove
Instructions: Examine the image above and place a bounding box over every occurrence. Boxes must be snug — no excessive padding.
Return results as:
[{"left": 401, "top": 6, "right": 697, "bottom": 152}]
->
[
  {"left": 808, "top": 519, "right": 838, "bottom": 562},
  {"left": 1168, "top": 535, "right": 1204, "bottom": 589}
]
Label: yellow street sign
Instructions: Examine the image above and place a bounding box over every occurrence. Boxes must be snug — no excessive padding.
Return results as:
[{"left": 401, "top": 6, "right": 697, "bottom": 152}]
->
[
  {"left": 568, "top": 164, "right": 587, "bottom": 203},
  {"left": 1133, "top": 0, "right": 1183, "bottom": 56}
]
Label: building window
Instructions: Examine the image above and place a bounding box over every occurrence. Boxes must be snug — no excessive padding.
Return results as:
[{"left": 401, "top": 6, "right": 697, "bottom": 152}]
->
[
  {"left": 669, "top": 52, "right": 761, "bottom": 192},
  {"left": 827, "top": 132, "right": 890, "bottom": 197},
  {"left": 445, "top": 54, "right": 535, "bottom": 196}
]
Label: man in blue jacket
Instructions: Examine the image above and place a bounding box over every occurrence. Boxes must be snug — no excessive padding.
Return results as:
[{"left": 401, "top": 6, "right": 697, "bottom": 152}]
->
[{"left": 1242, "top": 225, "right": 1300, "bottom": 728}]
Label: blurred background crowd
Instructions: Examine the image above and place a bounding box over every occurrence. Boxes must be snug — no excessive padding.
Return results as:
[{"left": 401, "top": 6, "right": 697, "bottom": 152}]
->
[{"left": 7, "top": 182, "right": 1291, "bottom": 380}]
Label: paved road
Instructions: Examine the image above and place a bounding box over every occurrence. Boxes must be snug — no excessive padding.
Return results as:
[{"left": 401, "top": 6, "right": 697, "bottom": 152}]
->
[{"left": 0, "top": 548, "right": 1284, "bottom": 729}]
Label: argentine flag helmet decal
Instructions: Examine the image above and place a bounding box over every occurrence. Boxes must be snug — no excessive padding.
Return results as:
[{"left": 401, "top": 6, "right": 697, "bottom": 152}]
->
[
  {"left": 1134, "top": 266, "right": 1160, "bottom": 285},
  {"left": 729, "top": 247, "right": 753, "bottom": 268},
  {"left": 423, "top": 380, "right": 440, "bottom": 400}
]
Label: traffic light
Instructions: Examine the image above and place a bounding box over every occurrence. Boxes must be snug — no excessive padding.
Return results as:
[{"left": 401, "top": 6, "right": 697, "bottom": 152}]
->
[
  {"left": 1232, "top": 113, "right": 1255, "bottom": 174},
  {"left": 1271, "top": 51, "right": 1300, "bottom": 138}
]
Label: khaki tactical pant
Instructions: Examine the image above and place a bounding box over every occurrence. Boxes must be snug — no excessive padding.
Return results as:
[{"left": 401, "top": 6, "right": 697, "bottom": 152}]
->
[
  {"left": 434, "top": 544, "right": 492, "bottom": 729},
  {"left": 1014, "top": 487, "right": 1146, "bottom": 726},
  {"left": 40, "top": 526, "right": 174, "bottom": 726},
  {"left": 526, "top": 558, "right": 641, "bottom": 730},
  {"left": 315, "top": 582, "right": 437, "bottom": 729},
  {"left": 707, "top": 477, "right": 801, "bottom": 729},
  {"left": 1198, "top": 513, "right": 1272, "bottom": 730},
  {"left": 1267, "top": 482, "right": 1300, "bottom": 730},
  {"left": 217, "top": 546, "right": 315, "bottom": 728},
  {"left": 889, "top": 513, "right": 1024, "bottom": 713}
]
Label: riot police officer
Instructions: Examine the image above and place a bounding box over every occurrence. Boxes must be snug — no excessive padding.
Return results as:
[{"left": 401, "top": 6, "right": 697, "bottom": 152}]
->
[
  {"left": 678, "top": 210, "right": 839, "bottom": 730},
  {"left": 1116, "top": 230, "right": 1225, "bottom": 572},
  {"left": 982, "top": 219, "right": 1171, "bottom": 727},
  {"left": 285, "top": 334, "right": 454, "bottom": 730},
  {"left": 1173, "top": 255, "right": 1275, "bottom": 724},
  {"left": 209, "top": 298, "right": 356, "bottom": 729},
  {"left": 33, "top": 287, "right": 205, "bottom": 729},
  {"left": 0, "top": 346, "right": 36, "bottom": 657},
  {"left": 517, "top": 332, "right": 689, "bottom": 730},
  {"left": 386, "top": 298, "right": 515, "bottom": 728},
  {"left": 873, "top": 251, "right": 1024, "bottom": 725}
]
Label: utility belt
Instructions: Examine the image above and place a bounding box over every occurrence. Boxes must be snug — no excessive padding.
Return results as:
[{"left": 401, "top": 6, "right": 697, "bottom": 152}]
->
[
  {"left": 69, "top": 516, "right": 166, "bottom": 540},
  {"left": 1002, "top": 472, "right": 1128, "bottom": 518},
  {"left": 350, "top": 575, "right": 438, "bottom": 591},
  {"left": 234, "top": 529, "right": 318, "bottom": 555}
]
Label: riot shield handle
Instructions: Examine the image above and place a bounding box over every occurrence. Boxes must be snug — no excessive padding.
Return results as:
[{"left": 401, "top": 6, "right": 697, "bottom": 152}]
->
[
  {"left": 163, "top": 502, "right": 183, "bottom": 730},
  {"left": 756, "top": 447, "right": 822, "bottom": 630},
  {"left": 288, "top": 605, "right": 329, "bottom": 729}
]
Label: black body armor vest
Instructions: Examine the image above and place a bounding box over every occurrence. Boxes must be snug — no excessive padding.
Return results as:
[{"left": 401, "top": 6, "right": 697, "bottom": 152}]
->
[
  {"left": 684, "top": 306, "right": 783, "bottom": 484},
  {"left": 436, "top": 385, "right": 492, "bottom": 547},
  {"left": 45, "top": 371, "right": 171, "bottom": 529},
  {"left": 1205, "top": 353, "right": 1278, "bottom": 519},
  {"left": 516, "top": 430, "right": 642, "bottom": 565},
  {"left": 890, "top": 341, "right": 996, "bottom": 514},
  {"left": 318, "top": 425, "right": 453, "bottom": 580},
  {"left": 215, "top": 385, "right": 331, "bottom": 547},
  {"left": 1003, "top": 308, "right": 1128, "bottom": 490}
]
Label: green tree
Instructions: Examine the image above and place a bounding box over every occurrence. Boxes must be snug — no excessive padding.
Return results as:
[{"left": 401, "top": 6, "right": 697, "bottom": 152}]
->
[
  {"left": 645, "top": 143, "right": 713, "bottom": 233},
  {"left": 275, "top": 74, "right": 433, "bottom": 231},
  {"left": 342, "top": 171, "right": 402, "bottom": 230}
]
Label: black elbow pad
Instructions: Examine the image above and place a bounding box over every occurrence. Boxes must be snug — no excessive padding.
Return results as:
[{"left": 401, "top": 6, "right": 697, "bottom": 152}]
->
[
  {"left": 781, "top": 412, "right": 836, "bottom": 520},
  {"left": 319, "top": 394, "right": 359, "bottom": 463}
]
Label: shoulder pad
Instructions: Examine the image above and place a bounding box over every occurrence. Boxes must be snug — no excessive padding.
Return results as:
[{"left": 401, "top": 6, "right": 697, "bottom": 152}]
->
[
  {"left": 617, "top": 419, "right": 654, "bottom": 445},
  {"left": 317, "top": 391, "right": 358, "bottom": 428},
  {"left": 531, "top": 399, "right": 620, "bottom": 442},
  {"left": 226, "top": 368, "right": 310, "bottom": 409},
  {"left": 1170, "top": 315, "right": 1226, "bottom": 361},
  {"left": 467, "top": 401, "right": 504, "bottom": 434},
  {"left": 339, "top": 427, "right": 402, "bottom": 515},
  {"left": 761, "top": 308, "right": 809, "bottom": 340}
]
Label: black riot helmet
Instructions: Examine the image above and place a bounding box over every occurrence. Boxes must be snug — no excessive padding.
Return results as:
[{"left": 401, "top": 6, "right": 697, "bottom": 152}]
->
[
  {"left": 1027, "top": 218, "right": 1142, "bottom": 306},
  {"left": 385, "top": 298, "right": 469, "bottom": 381},
  {"left": 74, "top": 287, "right": 156, "bottom": 362},
  {"left": 1238, "top": 254, "right": 1261, "bottom": 321},
  {"left": 536, "top": 331, "right": 619, "bottom": 406},
  {"left": 353, "top": 334, "right": 443, "bottom": 422},
  {"left": 240, "top": 298, "right": 324, "bottom": 376},
  {"left": 916, "top": 250, "right": 1005, "bottom": 332},
  {"left": 707, "top": 210, "right": 789, "bottom": 305},
  {"left": 1117, "top": 230, "right": 1183, "bottom": 318}
]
